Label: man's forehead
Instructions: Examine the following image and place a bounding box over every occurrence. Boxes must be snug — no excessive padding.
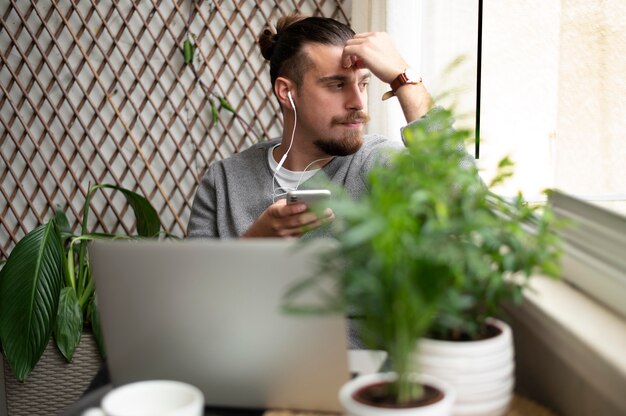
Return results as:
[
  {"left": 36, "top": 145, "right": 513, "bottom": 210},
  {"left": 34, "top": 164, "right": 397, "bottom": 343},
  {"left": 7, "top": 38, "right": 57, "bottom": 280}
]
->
[{"left": 302, "top": 43, "right": 368, "bottom": 78}]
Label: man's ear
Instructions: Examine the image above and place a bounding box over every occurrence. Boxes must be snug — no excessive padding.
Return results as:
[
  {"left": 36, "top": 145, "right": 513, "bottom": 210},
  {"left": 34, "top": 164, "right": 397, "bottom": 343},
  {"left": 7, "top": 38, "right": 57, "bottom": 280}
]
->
[{"left": 275, "top": 77, "right": 294, "bottom": 110}]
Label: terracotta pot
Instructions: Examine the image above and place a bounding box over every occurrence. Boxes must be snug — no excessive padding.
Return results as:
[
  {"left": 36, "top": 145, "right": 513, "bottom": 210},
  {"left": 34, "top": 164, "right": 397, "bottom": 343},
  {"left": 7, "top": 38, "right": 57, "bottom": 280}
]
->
[
  {"left": 339, "top": 372, "right": 455, "bottom": 415},
  {"left": 2, "top": 331, "right": 102, "bottom": 416},
  {"left": 415, "top": 318, "right": 514, "bottom": 416}
]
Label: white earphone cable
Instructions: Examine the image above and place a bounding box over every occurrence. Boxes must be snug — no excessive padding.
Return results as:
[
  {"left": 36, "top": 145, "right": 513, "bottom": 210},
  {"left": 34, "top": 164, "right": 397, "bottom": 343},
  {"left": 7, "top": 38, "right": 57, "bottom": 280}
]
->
[
  {"left": 274, "top": 92, "right": 297, "bottom": 173},
  {"left": 272, "top": 92, "right": 297, "bottom": 201}
]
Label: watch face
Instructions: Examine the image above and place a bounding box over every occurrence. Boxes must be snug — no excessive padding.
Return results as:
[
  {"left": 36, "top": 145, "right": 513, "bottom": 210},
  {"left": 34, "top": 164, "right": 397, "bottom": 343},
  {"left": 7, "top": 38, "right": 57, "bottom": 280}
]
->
[{"left": 405, "top": 68, "right": 421, "bottom": 83}]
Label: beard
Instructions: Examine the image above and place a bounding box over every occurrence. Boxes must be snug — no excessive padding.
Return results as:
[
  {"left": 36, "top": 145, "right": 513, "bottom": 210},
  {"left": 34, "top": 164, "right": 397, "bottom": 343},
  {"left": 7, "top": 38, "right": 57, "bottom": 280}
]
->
[{"left": 313, "top": 111, "right": 370, "bottom": 157}]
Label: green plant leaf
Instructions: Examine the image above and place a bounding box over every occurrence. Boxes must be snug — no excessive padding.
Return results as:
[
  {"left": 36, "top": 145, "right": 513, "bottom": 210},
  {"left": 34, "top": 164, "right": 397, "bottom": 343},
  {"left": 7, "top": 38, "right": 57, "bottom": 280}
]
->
[
  {"left": 54, "top": 205, "right": 71, "bottom": 236},
  {"left": 210, "top": 100, "right": 219, "bottom": 126},
  {"left": 182, "top": 39, "right": 195, "bottom": 65},
  {"left": 54, "top": 286, "right": 83, "bottom": 362},
  {"left": 89, "top": 296, "right": 106, "bottom": 359},
  {"left": 0, "top": 221, "right": 65, "bottom": 381},
  {"left": 218, "top": 96, "right": 236, "bottom": 113},
  {"left": 96, "top": 185, "right": 161, "bottom": 237}
]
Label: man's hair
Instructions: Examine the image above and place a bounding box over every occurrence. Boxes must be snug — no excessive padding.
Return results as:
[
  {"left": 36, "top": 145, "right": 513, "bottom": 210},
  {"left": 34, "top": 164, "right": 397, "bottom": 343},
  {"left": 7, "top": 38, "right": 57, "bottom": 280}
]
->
[{"left": 258, "top": 15, "right": 355, "bottom": 89}]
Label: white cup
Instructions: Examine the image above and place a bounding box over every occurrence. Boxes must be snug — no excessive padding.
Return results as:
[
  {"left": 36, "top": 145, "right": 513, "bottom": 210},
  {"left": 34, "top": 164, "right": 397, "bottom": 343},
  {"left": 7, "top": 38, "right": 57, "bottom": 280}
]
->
[{"left": 82, "top": 380, "right": 204, "bottom": 416}]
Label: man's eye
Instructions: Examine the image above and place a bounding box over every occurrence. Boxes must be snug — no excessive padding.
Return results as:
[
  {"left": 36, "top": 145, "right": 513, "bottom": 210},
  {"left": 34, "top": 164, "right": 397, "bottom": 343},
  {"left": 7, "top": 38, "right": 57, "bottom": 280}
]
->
[
  {"left": 359, "top": 81, "right": 369, "bottom": 89},
  {"left": 329, "top": 83, "right": 344, "bottom": 90}
]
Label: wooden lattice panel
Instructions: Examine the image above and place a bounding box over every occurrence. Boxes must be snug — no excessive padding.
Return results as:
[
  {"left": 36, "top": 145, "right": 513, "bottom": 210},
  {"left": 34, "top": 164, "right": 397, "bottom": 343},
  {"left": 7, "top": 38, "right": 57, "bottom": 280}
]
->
[{"left": 0, "top": 0, "right": 351, "bottom": 257}]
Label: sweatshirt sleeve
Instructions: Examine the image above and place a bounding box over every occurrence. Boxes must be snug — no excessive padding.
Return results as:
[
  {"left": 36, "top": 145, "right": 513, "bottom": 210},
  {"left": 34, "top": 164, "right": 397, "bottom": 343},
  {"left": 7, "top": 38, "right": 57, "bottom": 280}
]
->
[{"left": 187, "top": 165, "right": 219, "bottom": 239}]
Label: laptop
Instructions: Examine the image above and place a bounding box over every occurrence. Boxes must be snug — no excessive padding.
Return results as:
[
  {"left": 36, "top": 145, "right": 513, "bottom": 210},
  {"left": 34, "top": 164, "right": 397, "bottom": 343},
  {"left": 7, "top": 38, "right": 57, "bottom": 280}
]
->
[{"left": 89, "top": 238, "right": 350, "bottom": 412}]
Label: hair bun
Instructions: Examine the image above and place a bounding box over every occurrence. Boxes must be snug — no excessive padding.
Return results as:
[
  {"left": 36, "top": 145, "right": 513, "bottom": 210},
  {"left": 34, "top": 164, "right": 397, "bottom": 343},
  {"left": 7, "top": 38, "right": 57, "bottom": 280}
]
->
[
  {"left": 259, "top": 28, "right": 277, "bottom": 61},
  {"left": 259, "top": 15, "right": 306, "bottom": 61}
]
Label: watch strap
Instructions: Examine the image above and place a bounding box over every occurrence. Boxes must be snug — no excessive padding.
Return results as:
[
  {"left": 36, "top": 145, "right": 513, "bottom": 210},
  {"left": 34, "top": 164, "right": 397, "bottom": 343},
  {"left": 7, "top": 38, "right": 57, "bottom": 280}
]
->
[
  {"left": 382, "top": 69, "right": 422, "bottom": 101},
  {"left": 390, "top": 72, "right": 413, "bottom": 93}
]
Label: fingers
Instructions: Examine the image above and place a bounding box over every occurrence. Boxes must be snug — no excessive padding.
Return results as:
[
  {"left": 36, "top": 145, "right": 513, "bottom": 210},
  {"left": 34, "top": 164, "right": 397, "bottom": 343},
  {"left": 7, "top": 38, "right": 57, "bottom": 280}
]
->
[
  {"left": 342, "top": 32, "right": 407, "bottom": 83},
  {"left": 244, "top": 200, "right": 334, "bottom": 238},
  {"left": 298, "top": 208, "right": 335, "bottom": 235},
  {"left": 273, "top": 198, "right": 306, "bottom": 216},
  {"left": 275, "top": 207, "right": 335, "bottom": 238},
  {"left": 341, "top": 54, "right": 362, "bottom": 69}
]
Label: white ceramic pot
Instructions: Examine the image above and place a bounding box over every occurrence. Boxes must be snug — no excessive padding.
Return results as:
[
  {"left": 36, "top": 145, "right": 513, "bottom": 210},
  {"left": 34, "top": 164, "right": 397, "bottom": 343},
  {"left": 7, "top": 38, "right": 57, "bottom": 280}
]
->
[
  {"left": 414, "top": 318, "right": 514, "bottom": 416},
  {"left": 339, "top": 372, "right": 455, "bottom": 416}
]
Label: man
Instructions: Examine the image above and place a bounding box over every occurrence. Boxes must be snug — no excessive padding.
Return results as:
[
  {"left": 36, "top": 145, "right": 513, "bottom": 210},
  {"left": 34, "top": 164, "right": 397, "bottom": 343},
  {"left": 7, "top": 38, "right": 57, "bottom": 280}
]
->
[{"left": 187, "top": 15, "right": 431, "bottom": 239}]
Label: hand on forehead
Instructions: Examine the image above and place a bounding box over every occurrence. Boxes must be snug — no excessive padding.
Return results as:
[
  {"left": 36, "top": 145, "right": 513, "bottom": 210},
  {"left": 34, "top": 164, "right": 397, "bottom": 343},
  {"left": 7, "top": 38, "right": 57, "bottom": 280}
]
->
[
  {"left": 341, "top": 32, "right": 408, "bottom": 84},
  {"left": 304, "top": 43, "right": 368, "bottom": 78}
]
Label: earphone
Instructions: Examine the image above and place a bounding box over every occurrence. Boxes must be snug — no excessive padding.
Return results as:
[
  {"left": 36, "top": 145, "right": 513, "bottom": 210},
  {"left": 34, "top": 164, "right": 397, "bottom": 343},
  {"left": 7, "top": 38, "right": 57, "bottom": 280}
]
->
[
  {"left": 275, "top": 90, "right": 297, "bottom": 173},
  {"left": 287, "top": 90, "right": 296, "bottom": 110}
]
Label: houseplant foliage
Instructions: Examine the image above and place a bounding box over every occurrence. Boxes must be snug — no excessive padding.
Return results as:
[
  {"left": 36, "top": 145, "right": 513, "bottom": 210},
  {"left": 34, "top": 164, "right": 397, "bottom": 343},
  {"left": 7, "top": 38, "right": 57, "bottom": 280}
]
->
[
  {"left": 182, "top": 29, "right": 263, "bottom": 141},
  {"left": 285, "top": 107, "right": 561, "bottom": 407},
  {"left": 0, "top": 184, "right": 160, "bottom": 382}
]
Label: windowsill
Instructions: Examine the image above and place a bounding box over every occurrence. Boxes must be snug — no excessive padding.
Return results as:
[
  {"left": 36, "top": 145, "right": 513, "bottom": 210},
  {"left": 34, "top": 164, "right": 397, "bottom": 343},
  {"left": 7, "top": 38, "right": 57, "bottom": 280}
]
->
[{"left": 504, "top": 276, "right": 626, "bottom": 415}]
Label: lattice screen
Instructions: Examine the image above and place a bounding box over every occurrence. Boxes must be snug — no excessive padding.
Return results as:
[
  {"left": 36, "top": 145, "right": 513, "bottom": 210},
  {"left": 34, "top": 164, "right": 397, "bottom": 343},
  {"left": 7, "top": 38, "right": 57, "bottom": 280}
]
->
[{"left": 0, "top": 0, "right": 352, "bottom": 258}]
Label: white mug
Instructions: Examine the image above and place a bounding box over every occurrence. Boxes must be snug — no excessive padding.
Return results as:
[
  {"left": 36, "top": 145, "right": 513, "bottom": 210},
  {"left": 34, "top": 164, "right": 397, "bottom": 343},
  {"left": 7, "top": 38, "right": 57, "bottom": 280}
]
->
[{"left": 82, "top": 380, "right": 204, "bottom": 416}]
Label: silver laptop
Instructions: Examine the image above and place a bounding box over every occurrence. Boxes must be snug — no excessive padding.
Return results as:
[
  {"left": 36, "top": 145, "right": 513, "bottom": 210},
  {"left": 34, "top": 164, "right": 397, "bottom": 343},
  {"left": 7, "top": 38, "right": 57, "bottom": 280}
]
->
[{"left": 89, "top": 238, "right": 350, "bottom": 412}]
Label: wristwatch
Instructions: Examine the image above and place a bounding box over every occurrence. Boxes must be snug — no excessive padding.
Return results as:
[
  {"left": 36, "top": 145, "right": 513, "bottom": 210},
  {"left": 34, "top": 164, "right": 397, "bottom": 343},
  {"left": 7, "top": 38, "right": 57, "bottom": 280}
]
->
[{"left": 382, "top": 68, "right": 422, "bottom": 101}]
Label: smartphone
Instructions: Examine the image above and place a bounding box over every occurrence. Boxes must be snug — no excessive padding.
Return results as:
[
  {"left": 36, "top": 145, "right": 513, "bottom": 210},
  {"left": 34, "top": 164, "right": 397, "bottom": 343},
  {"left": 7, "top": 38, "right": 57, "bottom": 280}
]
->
[{"left": 286, "top": 189, "right": 331, "bottom": 205}]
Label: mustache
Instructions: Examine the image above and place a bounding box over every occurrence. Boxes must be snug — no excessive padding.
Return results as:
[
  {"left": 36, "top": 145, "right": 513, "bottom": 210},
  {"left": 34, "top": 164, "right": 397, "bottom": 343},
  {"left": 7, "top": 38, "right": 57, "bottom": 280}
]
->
[{"left": 331, "top": 111, "right": 370, "bottom": 125}]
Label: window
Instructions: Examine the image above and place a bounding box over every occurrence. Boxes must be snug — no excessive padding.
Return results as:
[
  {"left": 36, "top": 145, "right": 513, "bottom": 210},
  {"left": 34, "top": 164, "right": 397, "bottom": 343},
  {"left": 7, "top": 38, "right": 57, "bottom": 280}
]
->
[
  {"left": 355, "top": 0, "right": 626, "bottom": 314},
  {"left": 467, "top": 0, "right": 625, "bottom": 316},
  {"left": 364, "top": 1, "right": 625, "bottom": 216},
  {"left": 478, "top": 1, "right": 626, "bottom": 217}
]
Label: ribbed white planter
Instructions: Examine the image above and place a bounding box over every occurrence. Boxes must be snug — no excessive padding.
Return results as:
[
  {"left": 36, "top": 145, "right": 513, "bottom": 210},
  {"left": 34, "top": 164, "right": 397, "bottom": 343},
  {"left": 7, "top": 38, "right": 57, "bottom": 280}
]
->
[
  {"left": 414, "top": 318, "right": 514, "bottom": 416},
  {"left": 339, "top": 372, "right": 455, "bottom": 416}
]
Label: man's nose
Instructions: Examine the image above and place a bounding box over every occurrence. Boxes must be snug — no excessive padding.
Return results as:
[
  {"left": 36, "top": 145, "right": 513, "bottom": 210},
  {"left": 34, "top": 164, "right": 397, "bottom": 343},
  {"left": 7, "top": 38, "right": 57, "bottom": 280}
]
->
[{"left": 345, "top": 84, "right": 365, "bottom": 111}]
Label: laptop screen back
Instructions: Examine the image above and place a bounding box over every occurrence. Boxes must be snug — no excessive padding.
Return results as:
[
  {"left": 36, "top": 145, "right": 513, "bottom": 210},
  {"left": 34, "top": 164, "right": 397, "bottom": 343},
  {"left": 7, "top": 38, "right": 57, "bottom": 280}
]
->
[{"left": 89, "top": 238, "right": 349, "bottom": 412}]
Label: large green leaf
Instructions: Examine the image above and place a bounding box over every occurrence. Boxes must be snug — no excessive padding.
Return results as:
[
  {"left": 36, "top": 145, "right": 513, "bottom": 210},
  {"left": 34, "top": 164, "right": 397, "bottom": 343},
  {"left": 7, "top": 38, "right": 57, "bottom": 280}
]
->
[
  {"left": 0, "top": 221, "right": 65, "bottom": 381},
  {"left": 54, "top": 205, "right": 71, "bottom": 237},
  {"left": 54, "top": 287, "right": 83, "bottom": 362},
  {"left": 95, "top": 184, "right": 160, "bottom": 237},
  {"left": 89, "top": 296, "right": 106, "bottom": 359}
]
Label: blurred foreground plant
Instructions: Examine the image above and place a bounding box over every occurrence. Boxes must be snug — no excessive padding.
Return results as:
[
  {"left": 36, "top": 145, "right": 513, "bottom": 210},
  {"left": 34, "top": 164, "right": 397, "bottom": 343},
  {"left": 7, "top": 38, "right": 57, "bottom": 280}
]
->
[{"left": 284, "top": 107, "right": 563, "bottom": 404}]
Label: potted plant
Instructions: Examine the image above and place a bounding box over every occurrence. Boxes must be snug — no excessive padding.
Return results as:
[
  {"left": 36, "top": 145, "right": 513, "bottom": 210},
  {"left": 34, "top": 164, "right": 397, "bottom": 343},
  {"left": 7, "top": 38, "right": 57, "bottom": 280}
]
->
[
  {"left": 403, "top": 113, "right": 562, "bottom": 416},
  {"left": 285, "top": 107, "right": 562, "bottom": 415},
  {"left": 0, "top": 183, "right": 160, "bottom": 383}
]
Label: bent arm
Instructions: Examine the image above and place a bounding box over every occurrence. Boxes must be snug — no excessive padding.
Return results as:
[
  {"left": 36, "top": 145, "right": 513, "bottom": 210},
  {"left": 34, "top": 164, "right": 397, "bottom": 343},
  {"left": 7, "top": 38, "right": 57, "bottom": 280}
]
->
[
  {"left": 394, "top": 82, "right": 431, "bottom": 124},
  {"left": 342, "top": 32, "right": 431, "bottom": 123}
]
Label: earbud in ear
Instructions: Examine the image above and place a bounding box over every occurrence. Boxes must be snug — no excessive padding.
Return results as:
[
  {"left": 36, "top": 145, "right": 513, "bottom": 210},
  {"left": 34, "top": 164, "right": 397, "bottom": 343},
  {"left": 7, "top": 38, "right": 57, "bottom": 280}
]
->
[
  {"left": 287, "top": 90, "right": 296, "bottom": 110},
  {"left": 276, "top": 90, "right": 296, "bottom": 174}
]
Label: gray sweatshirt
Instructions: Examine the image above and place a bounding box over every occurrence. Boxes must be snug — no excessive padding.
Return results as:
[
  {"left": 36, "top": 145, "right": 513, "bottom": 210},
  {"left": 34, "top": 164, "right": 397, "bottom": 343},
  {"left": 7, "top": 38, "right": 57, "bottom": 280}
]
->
[{"left": 187, "top": 134, "right": 404, "bottom": 238}]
